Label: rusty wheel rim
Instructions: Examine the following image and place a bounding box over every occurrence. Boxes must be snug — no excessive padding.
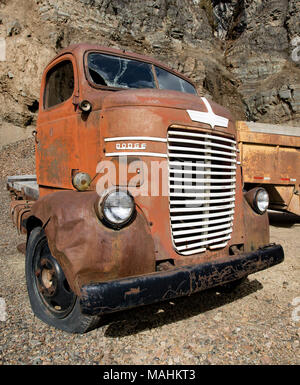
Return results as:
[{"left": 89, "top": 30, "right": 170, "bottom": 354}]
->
[{"left": 33, "top": 238, "right": 76, "bottom": 318}]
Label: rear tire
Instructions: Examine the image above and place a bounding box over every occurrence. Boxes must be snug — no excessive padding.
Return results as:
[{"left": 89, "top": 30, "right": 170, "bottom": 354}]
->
[{"left": 25, "top": 227, "right": 101, "bottom": 333}]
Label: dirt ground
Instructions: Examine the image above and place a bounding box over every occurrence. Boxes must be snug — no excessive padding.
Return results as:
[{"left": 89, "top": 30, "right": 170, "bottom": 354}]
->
[
  {"left": 0, "top": 179, "right": 299, "bottom": 365},
  {"left": 0, "top": 140, "right": 299, "bottom": 365}
]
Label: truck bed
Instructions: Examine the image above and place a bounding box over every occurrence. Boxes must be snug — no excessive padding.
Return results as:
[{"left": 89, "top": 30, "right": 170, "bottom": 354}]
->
[
  {"left": 237, "top": 121, "right": 300, "bottom": 215},
  {"left": 237, "top": 121, "right": 300, "bottom": 182},
  {"left": 237, "top": 121, "right": 300, "bottom": 147},
  {"left": 7, "top": 175, "right": 39, "bottom": 201},
  {"left": 242, "top": 121, "right": 300, "bottom": 138}
]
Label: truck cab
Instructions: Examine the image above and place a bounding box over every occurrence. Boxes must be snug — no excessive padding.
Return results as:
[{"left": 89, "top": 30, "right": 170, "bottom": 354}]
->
[{"left": 8, "top": 44, "right": 284, "bottom": 333}]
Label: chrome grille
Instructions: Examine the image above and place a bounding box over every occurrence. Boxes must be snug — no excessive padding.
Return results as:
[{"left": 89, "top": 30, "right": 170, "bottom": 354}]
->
[{"left": 168, "top": 127, "right": 237, "bottom": 256}]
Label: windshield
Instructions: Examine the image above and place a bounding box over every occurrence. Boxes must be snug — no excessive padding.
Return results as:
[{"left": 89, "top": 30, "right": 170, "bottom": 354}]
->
[
  {"left": 87, "top": 52, "right": 197, "bottom": 95},
  {"left": 88, "top": 53, "right": 156, "bottom": 89}
]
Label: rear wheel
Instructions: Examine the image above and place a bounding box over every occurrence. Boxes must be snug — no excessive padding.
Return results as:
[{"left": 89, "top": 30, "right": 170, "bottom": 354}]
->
[{"left": 25, "top": 227, "right": 100, "bottom": 333}]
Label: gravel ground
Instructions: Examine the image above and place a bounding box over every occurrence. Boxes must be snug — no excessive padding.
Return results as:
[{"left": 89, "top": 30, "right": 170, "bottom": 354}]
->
[
  {"left": 0, "top": 139, "right": 299, "bottom": 365},
  {"left": 0, "top": 139, "right": 35, "bottom": 178}
]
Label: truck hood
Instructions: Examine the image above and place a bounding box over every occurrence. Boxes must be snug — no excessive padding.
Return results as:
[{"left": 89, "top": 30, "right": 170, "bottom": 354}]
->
[{"left": 101, "top": 89, "right": 232, "bottom": 120}]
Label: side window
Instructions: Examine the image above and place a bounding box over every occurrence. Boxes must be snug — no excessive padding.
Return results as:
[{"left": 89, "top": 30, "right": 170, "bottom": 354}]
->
[
  {"left": 155, "top": 66, "right": 197, "bottom": 95},
  {"left": 44, "top": 60, "right": 74, "bottom": 109}
]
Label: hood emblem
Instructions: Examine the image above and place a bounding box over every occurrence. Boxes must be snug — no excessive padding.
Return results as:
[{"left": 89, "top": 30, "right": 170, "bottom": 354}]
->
[{"left": 187, "top": 97, "right": 229, "bottom": 129}]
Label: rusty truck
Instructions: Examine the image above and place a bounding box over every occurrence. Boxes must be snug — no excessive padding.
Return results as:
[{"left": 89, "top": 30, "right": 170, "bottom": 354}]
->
[
  {"left": 7, "top": 44, "right": 284, "bottom": 333},
  {"left": 237, "top": 121, "right": 300, "bottom": 216}
]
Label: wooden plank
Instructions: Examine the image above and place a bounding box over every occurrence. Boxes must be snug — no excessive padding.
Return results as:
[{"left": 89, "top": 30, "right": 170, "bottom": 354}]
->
[
  {"left": 7, "top": 176, "right": 39, "bottom": 200},
  {"left": 7, "top": 175, "right": 37, "bottom": 182}
]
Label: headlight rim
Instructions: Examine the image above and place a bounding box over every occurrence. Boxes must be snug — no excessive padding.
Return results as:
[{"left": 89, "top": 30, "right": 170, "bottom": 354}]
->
[
  {"left": 253, "top": 187, "right": 269, "bottom": 214},
  {"left": 95, "top": 189, "right": 136, "bottom": 229}
]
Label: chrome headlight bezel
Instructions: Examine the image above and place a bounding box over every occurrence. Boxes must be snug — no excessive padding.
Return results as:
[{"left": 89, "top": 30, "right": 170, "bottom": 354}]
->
[
  {"left": 253, "top": 188, "right": 269, "bottom": 214},
  {"left": 96, "top": 189, "right": 135, "bottom": 229}
]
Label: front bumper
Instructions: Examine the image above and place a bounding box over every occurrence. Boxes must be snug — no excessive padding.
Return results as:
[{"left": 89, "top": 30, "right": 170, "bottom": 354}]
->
[{"left": 80, "top": 244, "right": 284, "bottom": 316}]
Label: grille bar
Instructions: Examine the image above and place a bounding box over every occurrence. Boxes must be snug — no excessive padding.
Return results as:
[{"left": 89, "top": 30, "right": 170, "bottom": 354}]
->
[
  {"left": 170, "top": 183, "right": 236, "bottom": 190},
  {"left": 168, "top": 145, "right": 237, "bottom": 157},
  {"left": 170, "top": 209, "right": 235, "bottom": 221},
  {"left": 172, "top": 216, "right": 234, "bottom": 229},
  {"left": 170, "top": 203, "right": 235, "bottom": 213},
  {"left": 169, "top": 137, "right": 237, "bottom": 151},
  {"left": 176, "top": 235, "right": 232, "bottom": 252},
  {"left": 173, "top": 222, "right": 232, "bottom": 236},
  {"left": 169, "top": 153, "right": 237, "bottom": 163},
  {"left": 171, "top": 197, "right": 236, "bottom": 205},
  {"left": 169, "top": 169, "right": 236, "bottom": 176},
  {"left": 169, "top": 161, "right": 236, "bottom": 170},
  {"left": 169, "top": 191, "right": 236, "bottom": 197},
  {"left": 169, "top": 177, "right": 236, "bottom": 183},
  {"left": 168, "top": 130, "right": 236, "bottom": 144},
  {"left": 168, "top": 127, "right": 237, "bottom": 255},
  {"left": 175, "top": 228, "right": 233, "bottom": 243}
]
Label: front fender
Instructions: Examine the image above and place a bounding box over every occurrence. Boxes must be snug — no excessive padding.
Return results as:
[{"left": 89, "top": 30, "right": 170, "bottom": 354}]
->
[
  {"left": 29, "top": 191, "right": 156, "bottom": 296},
  {"left": 242, "top": 195, "right": 270, "bottom": 253}
]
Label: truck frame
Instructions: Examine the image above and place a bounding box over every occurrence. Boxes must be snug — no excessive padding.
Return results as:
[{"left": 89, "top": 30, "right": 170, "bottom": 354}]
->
[{"left": 7, "top": 44, "right": 284, "bottom": 333}]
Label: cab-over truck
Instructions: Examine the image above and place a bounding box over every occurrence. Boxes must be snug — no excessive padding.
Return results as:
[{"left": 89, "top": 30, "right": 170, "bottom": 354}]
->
[{"left": 7, "top": 44, "right": 284, "bottom": 333}]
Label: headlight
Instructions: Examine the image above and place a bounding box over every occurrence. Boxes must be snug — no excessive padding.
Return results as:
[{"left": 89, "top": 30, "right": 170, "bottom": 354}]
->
[
  {"left": 72, "top": 172, "right": 91, "bottom": 191},
  {"left": 97, "top": 190, "right": 135, "bottom": 228},
  {"left": 254, "top": 188, "right": 269, "bottom": 214}
]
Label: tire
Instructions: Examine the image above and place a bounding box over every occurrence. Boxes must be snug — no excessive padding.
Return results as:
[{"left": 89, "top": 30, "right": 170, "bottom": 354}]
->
[
  {"left": 25, "top": 227, "right": 101, "bottom": 333},
  {"left": 216, "top": 277, "right": 247, "bottom": 293}
]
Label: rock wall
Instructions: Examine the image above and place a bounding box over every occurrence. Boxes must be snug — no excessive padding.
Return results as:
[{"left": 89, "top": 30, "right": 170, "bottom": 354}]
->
[
  {"left": 220, "top": 0, "right": 300, "bottom": 123},
  {"left": 0, "top": 0, "right": 299, "bottom": 147}
]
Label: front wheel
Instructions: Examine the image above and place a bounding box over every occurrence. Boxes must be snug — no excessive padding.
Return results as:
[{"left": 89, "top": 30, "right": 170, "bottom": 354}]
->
[{"left": 25, "top": 227, "right": 100, "bottom": 333}]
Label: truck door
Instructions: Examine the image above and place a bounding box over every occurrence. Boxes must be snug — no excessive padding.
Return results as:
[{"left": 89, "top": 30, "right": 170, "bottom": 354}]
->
[{"left": 36, "top": 55, "right": 79, "bottom": 190}]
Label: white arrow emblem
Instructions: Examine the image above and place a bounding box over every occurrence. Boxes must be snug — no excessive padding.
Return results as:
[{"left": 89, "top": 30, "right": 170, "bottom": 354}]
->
[{"left": 187, "top": 97, "right": 229, "bottom": 129}]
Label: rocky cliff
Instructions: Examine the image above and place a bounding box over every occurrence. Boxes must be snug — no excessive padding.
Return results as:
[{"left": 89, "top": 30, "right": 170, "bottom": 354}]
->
[{"left": 0, "top": 0, "right": 299, "bottom": 146}]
